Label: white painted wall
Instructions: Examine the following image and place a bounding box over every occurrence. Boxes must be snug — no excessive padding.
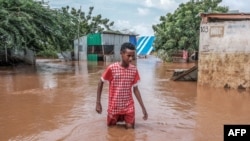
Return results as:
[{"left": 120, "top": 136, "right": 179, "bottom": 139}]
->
[{"left": 198, "top": 21, "right": 250, "bottom": 90}]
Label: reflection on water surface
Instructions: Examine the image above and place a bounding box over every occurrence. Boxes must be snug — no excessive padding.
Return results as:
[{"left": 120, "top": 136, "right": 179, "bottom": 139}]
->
[{"left": 0, "top": 56, "right": 249, "bottom": 141}]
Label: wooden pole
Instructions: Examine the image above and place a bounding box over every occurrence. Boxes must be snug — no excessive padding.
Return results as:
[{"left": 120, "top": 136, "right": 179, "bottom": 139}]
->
[
  {"left": 77, "top": 6, "right": 81, "bottom": 61},
  {"left": 5, "top": 43, "right": 7, "bottom": 62}
]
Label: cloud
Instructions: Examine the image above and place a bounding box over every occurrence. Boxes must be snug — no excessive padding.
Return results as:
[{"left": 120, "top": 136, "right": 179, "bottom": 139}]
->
[
  {"left": 142, "top": 0, "right": 189, "bottom": 12},
  {"left": 145, "top": 0, "right": 154, "bottom": 7},
  {"left": 112, "top": 20, "right": 153, "bottom": 36},
  {"left": 160, "top": 0, "right": 173, "bottom": 5},
  {"left": 220, "top": 0, "right": 249, "bottom": 12},
  {"left": 113, "top": 20, "right": 133, "bottom": 31},
  {"left": 134, "top": 23, "right": 153, "bottom": 36},
  {"left": 137, "top": 7, "right": 150, "bottom": 16}
]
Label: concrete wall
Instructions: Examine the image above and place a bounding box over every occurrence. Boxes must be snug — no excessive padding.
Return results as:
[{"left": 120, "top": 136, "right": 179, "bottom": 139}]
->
[
  {"left": 10, "top": 48, "right": 36, "bottom": 65},
  {"left": 198, "top": 21, "right": 250, "bottom": 90}
]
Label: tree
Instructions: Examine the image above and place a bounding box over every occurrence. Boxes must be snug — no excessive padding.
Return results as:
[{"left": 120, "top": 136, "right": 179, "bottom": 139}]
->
[
  {"left": 0, "top": 0, "right": 64, "bottom": 58},
  {"left": 59, "top": 6, "right": 114, "bottom": 41},
  {"left": 152, "top": 0, "right": 228, "bottom": 62},
  {"left": 0, "top": 0, "right": 114, "bottom": 61}
]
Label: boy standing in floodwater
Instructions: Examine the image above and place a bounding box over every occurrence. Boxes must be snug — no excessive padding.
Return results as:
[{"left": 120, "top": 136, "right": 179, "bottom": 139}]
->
[{"left": 96, "top": 42, "right": 148, "bottom": 129}]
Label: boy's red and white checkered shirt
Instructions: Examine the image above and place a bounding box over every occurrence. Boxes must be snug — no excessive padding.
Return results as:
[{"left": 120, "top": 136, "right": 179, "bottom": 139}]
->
[{"left": 101, "top": 62, "right": 140, "bottom": 115}]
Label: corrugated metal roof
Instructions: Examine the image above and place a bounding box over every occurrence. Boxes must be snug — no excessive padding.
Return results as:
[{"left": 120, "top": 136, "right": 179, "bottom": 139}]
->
[{"left": 101, "top": 31, "right": 139, "bottom": 36}]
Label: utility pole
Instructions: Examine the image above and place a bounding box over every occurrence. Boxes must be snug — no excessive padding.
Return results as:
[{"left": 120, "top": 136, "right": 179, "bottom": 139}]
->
[
  {"left": 77, "top": 6, "right": 81, "bottom": 61},
  {"left": 4, "top": 39, "right": 7, "bottom": 62},
  {"left": 0, "top": 35, "right": 7, "bottom": 62}
]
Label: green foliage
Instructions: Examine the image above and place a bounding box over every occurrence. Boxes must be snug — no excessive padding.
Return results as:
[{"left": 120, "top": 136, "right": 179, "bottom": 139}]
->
[
  {"left": 152, "top": 0, "right": 228, "bottom": 62},
  {"left": 36, "top": 48, "right": 58, "bottom": 58},
  {"left": 0, "top": 0, "right": 114, "bottom": 58}
]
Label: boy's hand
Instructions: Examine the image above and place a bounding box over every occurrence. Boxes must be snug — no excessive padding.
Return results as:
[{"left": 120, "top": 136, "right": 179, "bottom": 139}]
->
[{"left": 96, "top": 102, "right": 102, "bottom": 114}]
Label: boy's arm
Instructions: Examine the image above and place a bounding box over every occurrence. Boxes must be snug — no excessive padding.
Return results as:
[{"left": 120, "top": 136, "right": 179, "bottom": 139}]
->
[
  {"left": 133, "top": 86, "right": 148, "bottom": 120},
  {"left": 96, "top": 79, "right": 103, "bottom": 114}
]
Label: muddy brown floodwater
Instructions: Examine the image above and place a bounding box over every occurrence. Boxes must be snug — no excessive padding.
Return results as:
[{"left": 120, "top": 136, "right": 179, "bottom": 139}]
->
[{"left": 0, "top": 55, "right": 250, "bottom": 141}]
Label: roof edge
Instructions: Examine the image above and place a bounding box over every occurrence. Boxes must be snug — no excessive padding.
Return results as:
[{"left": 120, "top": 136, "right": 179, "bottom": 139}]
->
[{"left": 200, "top": 13, "right": 250, "bottom": 23}]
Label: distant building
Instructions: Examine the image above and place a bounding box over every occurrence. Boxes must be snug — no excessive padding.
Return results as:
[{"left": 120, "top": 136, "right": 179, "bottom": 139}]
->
[
  {"left": 198, "top": 13, "right": 250, "bottom": 91},
  {"left": 74, "top": 31, "right": 138, "bottom": 62}
]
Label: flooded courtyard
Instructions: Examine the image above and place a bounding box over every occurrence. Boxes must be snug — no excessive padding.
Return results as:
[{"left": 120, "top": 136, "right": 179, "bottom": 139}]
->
[{"left": 0, "top": 56, "right": 250, "bottom": 141}]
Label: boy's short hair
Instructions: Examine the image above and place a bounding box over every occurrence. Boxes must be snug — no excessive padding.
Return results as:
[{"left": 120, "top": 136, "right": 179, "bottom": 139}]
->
[{"left": 120, "top": 42, "right": 135, "bottom": 52}]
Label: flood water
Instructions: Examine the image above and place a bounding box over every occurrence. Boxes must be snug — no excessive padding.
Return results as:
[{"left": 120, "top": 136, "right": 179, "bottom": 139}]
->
[{"left": 0, "top": 56, "right": 250, "bottom": 141}]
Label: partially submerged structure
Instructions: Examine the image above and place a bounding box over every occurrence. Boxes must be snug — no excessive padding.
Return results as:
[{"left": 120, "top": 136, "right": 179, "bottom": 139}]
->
[
  {"left": 198, "top": 13, "right": 250, "bottom": 90},
  {"left": 172, "top": 65, "right": 198, "bottom": 81},
  {"left": 74, "top": 31, "right": 137, "bottom": 62},
  {"left": 0, "top": 48, "right": 36, "bottom": 65}
]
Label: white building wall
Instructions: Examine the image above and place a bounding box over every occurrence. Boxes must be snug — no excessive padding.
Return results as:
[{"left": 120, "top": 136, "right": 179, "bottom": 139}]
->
[{"left": 198, "top": 21, "right": 250, "bottom": 90}]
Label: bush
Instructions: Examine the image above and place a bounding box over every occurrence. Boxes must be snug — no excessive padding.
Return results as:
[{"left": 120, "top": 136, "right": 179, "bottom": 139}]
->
[
  {"left": 157, "top": 49, "right": 172, "bottom": 62},
  {"left": 36, "top": 49, "right": 58, "bottom": 58}
]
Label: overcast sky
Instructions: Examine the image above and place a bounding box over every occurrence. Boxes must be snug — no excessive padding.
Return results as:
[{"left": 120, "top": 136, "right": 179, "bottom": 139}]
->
[{"left": 48, "top": 0, "right": 249, "bottom": 36}]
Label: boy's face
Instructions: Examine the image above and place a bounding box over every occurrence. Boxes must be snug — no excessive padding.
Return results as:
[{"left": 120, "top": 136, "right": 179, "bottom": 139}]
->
[{"left": 121, "top": 48, "right": 135, "bottom": 66}]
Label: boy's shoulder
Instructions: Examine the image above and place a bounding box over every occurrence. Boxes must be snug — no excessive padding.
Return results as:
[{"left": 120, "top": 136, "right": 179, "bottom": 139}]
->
[
  {"left": 107, "top": 62, "right": 137, "bottom": 70},
  {"left": 108, "top": 62, "right": 119, "bottom": 68},
  {"left": 105, "top": 62, "right": 120, "bottom": 71}
]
